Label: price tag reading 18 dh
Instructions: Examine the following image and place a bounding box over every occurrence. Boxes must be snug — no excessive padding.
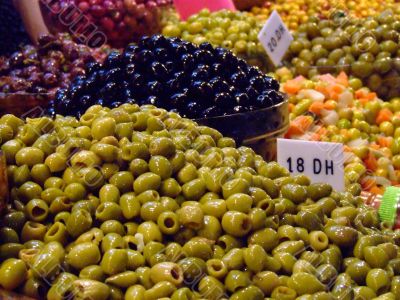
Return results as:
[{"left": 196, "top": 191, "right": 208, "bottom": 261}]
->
[
  {"left": 258, "top": 10, "right": 293, "bottom": 67},
  {"left": 277, "top": 139, "right": 345, "bottom": 191}
]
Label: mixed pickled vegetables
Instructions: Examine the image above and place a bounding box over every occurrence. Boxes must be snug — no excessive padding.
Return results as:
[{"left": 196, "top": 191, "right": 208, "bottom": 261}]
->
[{"left": 280, "top": 69, "right": 400, "bottom": 194}]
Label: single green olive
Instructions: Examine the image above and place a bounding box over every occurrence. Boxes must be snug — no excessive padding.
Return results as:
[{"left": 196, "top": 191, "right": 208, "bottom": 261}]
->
[
  {"left": 287, "top": 272, "right": 325, "bottom": 295},
  {"left": 324, "top": 225, "right": 358, "bottom": 247},
  {"left": 0, "top": 258, "right": 27, "bottom": 290},
  {"left": 105, "top": 271, "right": 138, "bottom": 288},
  {"left": 66, "top": 242, "right": 101, "bottom": 270},
  {"left": 72, "top": 279, "right": 110, "bottom": 300}
]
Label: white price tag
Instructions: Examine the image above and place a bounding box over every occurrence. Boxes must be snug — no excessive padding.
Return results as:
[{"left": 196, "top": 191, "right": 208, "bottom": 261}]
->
[
  {"left": 277, "top": 139, "right": 345, "bottom": 191},
  {"left": 258, "top": 10, "right": 293, "bottom": 67}
]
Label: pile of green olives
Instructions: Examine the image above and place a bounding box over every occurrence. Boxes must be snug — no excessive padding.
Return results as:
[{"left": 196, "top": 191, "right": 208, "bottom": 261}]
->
[
  {"left": 162, "top": 9, "right": 270, "bottom": 71},
  {"left": 0, "top": 104, "right": 399, "bottom": 299},
  {"left": 288, "top": 10, "right": 400, "bottom": 99}
]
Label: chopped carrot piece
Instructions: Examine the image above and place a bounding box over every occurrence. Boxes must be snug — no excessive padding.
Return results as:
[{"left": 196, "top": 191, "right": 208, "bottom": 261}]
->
[
  {"left": 376, "top": 108, "right": 393, "bottom": 125},
  {"left": 327, "top": 84, "right": 344, "bottom": 100},
  {"left": 283, "top": 76, "right": 305, "bottom": 94},
  {"left": 309, "top": 132, "right": 321, "bottom": 141},
  {"left": 315, "top": 84, "right": 329, "bottom": 98},
  {"left": 355, "top": 89, "right": 364, "bottom": 98},
  {"left": 369, "top": 185, "right": 384, "bottom": 195},
  {"left": 315, "top": 126, "right": 327, "bottom": 136},
  {"left": 378, "top": 136, "right": 393, "bottom": 148},
  {"left": 358, "top": 97, "right": 370, "bottom": 105},
  {"left": 309, "top": 101, "right": 324, "bottom": 115},
  {"left": 361, "top": 177, "right": 376, "bottom": 189},
  {"left": 285, "top": 115, "right": 314, "bottom": 138},
  {"left": 366, "top": 92, "right": 377, "bottom": 100},
  {"left": 324, "top": 101, "right": 336, "bottom": 110},
  {"left": 336, "top": 71, "right": 349, "bottom": 87},
  {"left": 339, "top": 129, "right": 348, "bottom": 138},
  {"left": 364, "top": 153, "right": 378, "bottom": 172},
  {"left": 370, "top": 143, "right": 380, "bottom": 150},
  {"left": 284, "top": 82, "right": 301, "bottom": 94}
]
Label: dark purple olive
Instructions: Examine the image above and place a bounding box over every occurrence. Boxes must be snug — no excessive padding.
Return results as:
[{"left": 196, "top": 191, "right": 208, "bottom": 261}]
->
[
  {"left": 263, "top": 89, "right": 285, "bottom": 104},
  {"left": 232, "top": 105, "right": 247, "bottom": 113},
  {"left": 265, "top": 77, "right": 280, "bottom": 91},
  {"left": 151, "top": 61, "right": 168, "bottom": 80},
  {"left": 155, "top": 48, "right": 169, "bottom": 62},
  {"left": 170, "top": 93, "right": 188, "bottom": 108},
  {"left": 199, "top": 42, "right": 214, "bottom": 51},
  {"left": 137, "top": 50, "right": 154, "bottom": 65},
  {"left": 235, "top": 93, "right": 250, "bottom": 106},
  {"left": 210, "top": 79, "right": 230, "bottom": 94},
  {"left": 185, "top": 102, "right": 202, "bottom": 118},
  {"left": 110, "top": 101, "right": 123, "bottom": 108},
  {"left": 214, "top": 92, "right": 235, "bottom": 108},
  {"left": 147, "top": 81, "right": 162, "bottom": 96},
  {"left": 256, "top": 94, "right": 274, "bottom": 108},
  {"left": 202, "top": 106, "right": 221, "bottom": 118},
  {"left": 181, "top": 53, "right": 195, "bottom": 71},
  {"left": 104, "top": 51, "right": 122, "bottom": 68}
]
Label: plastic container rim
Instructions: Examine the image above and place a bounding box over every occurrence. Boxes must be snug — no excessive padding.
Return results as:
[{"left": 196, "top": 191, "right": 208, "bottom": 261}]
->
[{"left": 195, "top": 91, "right": 288, "bottom": 122}]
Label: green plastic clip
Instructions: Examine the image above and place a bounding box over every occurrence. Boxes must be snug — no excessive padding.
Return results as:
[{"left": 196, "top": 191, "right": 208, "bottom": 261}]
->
[{"left": 379, "top": 186, "right": 400, "bottom": 226}]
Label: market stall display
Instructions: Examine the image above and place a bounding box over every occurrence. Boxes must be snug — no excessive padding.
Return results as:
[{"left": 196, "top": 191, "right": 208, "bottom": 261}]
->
[
  {"left": 40, "top": 0, "right": 172, "bottom": 48},
  {"left": 286, "top": 10, "right": 400, "bottom": 99},
  {"left": 162, "top": 9, "right": 270, "bottom": 71},
  {"left": 49, "top": 35, "right": 284, "bottom": 120},
  {"left": 1, "top": 1, "right": 400, "bottom": 299},
  {"left": 0, "top": 104, "right": 399, "bottom": 300}
]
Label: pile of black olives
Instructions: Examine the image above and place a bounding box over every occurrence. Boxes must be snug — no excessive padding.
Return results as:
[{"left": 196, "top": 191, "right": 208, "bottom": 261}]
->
[
  {"left": 288, "top": 10, "right": 400, "bottom": 98},
  {"left": 49, "top": 35, "right": 283, "bottom": 119},
  {"left": 0, "top": 104, "right": 399, "bottom": 299}
]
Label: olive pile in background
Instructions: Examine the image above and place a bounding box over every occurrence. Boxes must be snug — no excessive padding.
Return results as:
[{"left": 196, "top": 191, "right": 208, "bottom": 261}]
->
[
  {"left": 250, "top": 0, "right": 325, "bottom": 31},
  {"left": 0, "top": 104, "right": 400, "bottom": 299},
  {"left": 287, "top": 10, "right": 400, "bottom": 99},
  {"left": 162, "top": 9, "right": 270, "bottom": 71},
  {"left": 49, "top": 35, "right": 283, "bottom": 119},
  {"left": 251, "top": 0, "right": 399, "bottom": 31},
  {"left": 40, "top": 0, "right": 172, "bottom": 48},
  {"left": 0, "top": 33, "right": 111, "bottom": 97}
]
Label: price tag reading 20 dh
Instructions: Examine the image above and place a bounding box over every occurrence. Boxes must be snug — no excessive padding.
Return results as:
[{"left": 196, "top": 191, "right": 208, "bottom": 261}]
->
[
  {"left": 277, "top": 139, "right": 345, "bottom": 191},
  {"left": 258, "top": 10, "right": 293, "bottom": 67}
]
